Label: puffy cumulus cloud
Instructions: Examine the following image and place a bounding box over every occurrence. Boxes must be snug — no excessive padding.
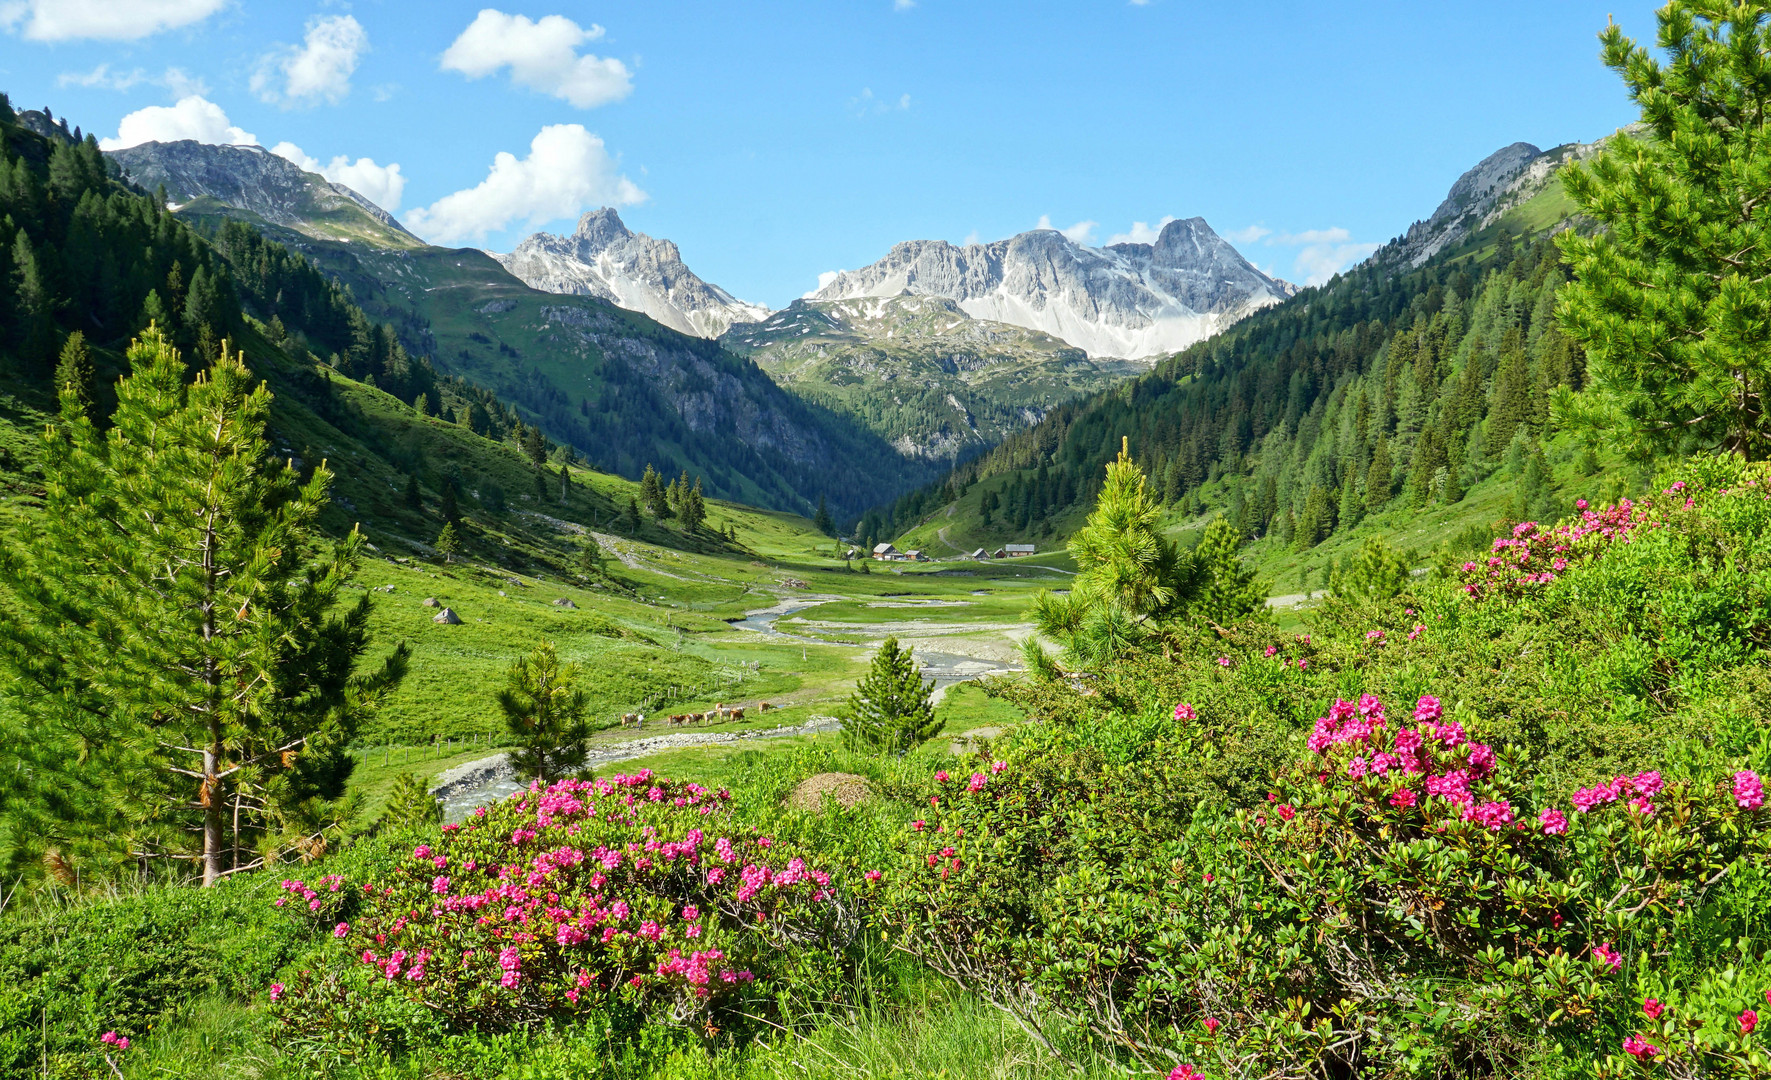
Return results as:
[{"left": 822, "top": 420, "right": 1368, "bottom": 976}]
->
[
  {"left": 1036, "top": 215, "right": 1098, "bottom": 246},
  {"left": 403, "top": 124, "right": 644, "bottom": 246},
  {"left": 804, "top": 270, "right": 843, "bottom": 298},
  {"left": 1107, "top": 216, "right": 1177, "bottom": 246},
  {"left": 1, "top": 0, "right": 224, "bottom": 41},
  {"left": 252, "top": 15, "right": 368, "bottom": 107},
  {"left": 1232, "top": 225, "right": 1377, "bottom": 287},
  {"left": 271, "top": 142, "right": 406, "bottom": 213},
  {"left": 440, "top": 10, "right": 632, "bottom": 109},
  {"left": 99, "top": 95, "right": 257, "bottom": 151}
]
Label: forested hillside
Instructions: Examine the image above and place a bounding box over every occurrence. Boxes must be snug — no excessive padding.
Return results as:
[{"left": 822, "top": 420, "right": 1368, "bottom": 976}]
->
[
  {"left": 122, "top": 139, "right": 937, "bottom": 520},
  {"left": 862, "top": 169, "right": 1593, "bottom": 555},
  {"left": 0, "top": 95, "right": 770, "bottom": 571}
]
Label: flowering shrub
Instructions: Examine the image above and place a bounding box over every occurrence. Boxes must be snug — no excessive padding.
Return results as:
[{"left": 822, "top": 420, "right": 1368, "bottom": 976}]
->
[
  {"left": 272, "top": 771, "right": 854, "bottom": 1052},
  {"left": 881, "top": 693, "right": 1770, "bottom": 1078},
  {"left": 1458, "top": 500, "right": 1647, "bottom": 600}
]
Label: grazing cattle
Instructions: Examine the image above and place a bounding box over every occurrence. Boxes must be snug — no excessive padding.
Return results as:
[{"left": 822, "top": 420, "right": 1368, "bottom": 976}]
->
[
  {"left": 620, "top": 713, "right": 637, "bottom": 727},
  {"left": 758, "top": 702, "right": 773, "bottom": 713},
  {"left": 731, "top": 707, "right": 745, "bottom": 721}
]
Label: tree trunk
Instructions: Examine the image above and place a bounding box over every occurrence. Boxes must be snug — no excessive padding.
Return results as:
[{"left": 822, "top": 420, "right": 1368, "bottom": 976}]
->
[{"left": 202, "top": 729, "right": 222, "bottom": 887}]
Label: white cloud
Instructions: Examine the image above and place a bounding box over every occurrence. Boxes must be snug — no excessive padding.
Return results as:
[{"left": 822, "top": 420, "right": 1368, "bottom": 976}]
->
[
  {"left": 403, "top": 124, "right": 644, "bottom": 246},
  {"left": 1232, "top": 225, "right": 1376, "bottom": 286},
  {"left": 252, "top": 14, "right": 368, "bottom": 107},
  {"left": 1273, "top": 226, "right": 1353, "bottom": 245},
  {"left": 1107, "top": 216, "right": 1177, "bottom": 245},
  {"left": 1036, "top": 215, "right": 1098, "bottom": 245},
  {"left": 99, "top": 95, "right": 257, "bottom": 150},
  {"left": 440, "top": 10, "right": 632, "bottom": 109},
  {"left": 1, "top": 0, "right": 224, "bottom": 41},
  {"left": 806, "top": 270, "right": 843, "bottom": 297},
  {"left": 849, "top": 86, "right": 911, "bottom": 117},
  {"left": 58, "top": 64, "right": 149, "bottom": 91},
  {"left": 961, "top": 230, "right": 982, "bottom": 247},
  {"left": 1288, "top": 240, "right": 1379, "bottom": 286},
  {"left": 271, "top": 142, "right": 406, "bottom": 212},
  {"left": 894, "top": 0, "right": 916, "bottom": 9},
  {"left": 57, "top": 64, "right": 209, "bottom": 97}
]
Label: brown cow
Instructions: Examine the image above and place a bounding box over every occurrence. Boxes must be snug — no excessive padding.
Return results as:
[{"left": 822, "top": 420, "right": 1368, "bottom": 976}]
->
[
  {"left": 758, "top": 702, "right": 773, "bottom": 713},
  {"left": 731, "top": 707, "right": 745, "bottom": 721}
]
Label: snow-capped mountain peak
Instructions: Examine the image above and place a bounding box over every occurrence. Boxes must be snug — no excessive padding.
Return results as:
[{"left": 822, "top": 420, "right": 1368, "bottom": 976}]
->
[
  {"left": 493, "top": 209, "right": 769, "bottom": 339},
  {"left": 810, "top": 217, "right": 1292, "bottom": 360}
]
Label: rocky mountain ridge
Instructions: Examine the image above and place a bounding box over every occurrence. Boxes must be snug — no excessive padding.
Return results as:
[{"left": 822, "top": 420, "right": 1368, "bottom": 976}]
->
[
  {"left": 810, "top": 217, "right": 1293, "bottom": 361},
  {"left": 105, "top": 140, "right": 422, "bottom": 249},
  {"left": 722, "top": 294, "right": 1141, "bottom": 458},
  {"left": 1375, "top": 130, "right": 1628, "bottom": 268},
  {"left": 493, "top": 209, "right": 769, "bottom": 339}
]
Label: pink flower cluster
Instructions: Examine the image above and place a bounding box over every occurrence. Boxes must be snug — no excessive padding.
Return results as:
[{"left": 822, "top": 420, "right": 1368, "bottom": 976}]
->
[
  {"left": 273, "top": 874, "right": 345, "bottom": 913},
  {"left": 1459, "top": 502, "right": 1648, "bottom": 600},
  {"left": 310, "top": 772, "right": 839, "bottom": 1025},
  {"left": 1302, "top": 694, "right": 1520, "bottom": 828},
  {"left": 100, "top": 1031, "right": 129, "bottom": 1051},
  {"left": 1570, "top": 772, "right": 1664, "bottom": 816},
  {"left": 1736, "top": 770, "right": 1764, "bottom": 810}
]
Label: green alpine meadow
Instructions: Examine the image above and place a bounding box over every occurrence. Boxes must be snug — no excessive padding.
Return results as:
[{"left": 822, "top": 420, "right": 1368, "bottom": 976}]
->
[{"left": 0, "top": 2, "right": 1768, "bottom": 1078}]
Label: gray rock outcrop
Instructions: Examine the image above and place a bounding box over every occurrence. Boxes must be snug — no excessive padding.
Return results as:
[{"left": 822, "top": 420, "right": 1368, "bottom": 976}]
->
[
  {"left": 494, "top": 208, "right": 769, "bottom": 339},
  {"left": 810, "top": 218, "right": 1292, "bottom": 360}
]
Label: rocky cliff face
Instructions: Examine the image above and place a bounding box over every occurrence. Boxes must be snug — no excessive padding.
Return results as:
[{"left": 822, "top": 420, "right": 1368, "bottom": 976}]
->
[
  {"left": 494, "top": 209, "right": 770, "bottom": 339},
  {"left": 1376, "top": 133, "right": 1622, "bottom": 268},
  {"left": 723, "top": 294, "right": 1139, "bottom": 458},
  {"left": 104, "top": 140, "right": 420, "bottom": 248},
  {"left": 809, "top": 218, "right": 1292, "bottom": 360}
]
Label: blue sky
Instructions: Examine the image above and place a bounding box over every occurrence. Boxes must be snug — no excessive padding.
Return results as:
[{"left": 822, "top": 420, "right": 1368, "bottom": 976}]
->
[{"left": 2, "top": 1, "right": 1651, "bottom": 308}]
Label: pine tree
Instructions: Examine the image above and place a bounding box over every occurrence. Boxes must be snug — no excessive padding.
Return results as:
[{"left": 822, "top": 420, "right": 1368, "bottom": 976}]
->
[
  {"left": 1330, "top": 536, "right": 1412, "bottom": 604},
  {"left": 139, "top": 290, "right": 171, "bottom": 335},
  {"left": 378, "top": 772, "right": 441, "bottom": 833},
  {"left": 439, "top": 481, "right": 460, "bottom": 524},
  {"left": 1030, "top": 438, "right": 1195, "bottom": 665},
  {"left": 435, "top": 522, "right": 460, "bottom": 563},
  {"left": 497, "top": 643, "right": 592, "bottom": 784},
  {"left": 404, "top": 473, "right": 422, "bottom": 511},
  {"left": 1365, "top": 437, "right": 1394, "bottom": 513},
  {"left": 1557, "top": 3, "right": 1771, "bottom": 459},
  {"left": 54, "top": 331, "right": 97, "bottom": 423},
  {"left": 625, "top": 496, "right": 643, "bottom": 534},
  {"left": 413, "top": 392, "right": 430, "bottom": 417},
  {"left": 522, "top": 426, "right": 549, "bottom": 468},
  {"left": 841, "top": 637, "right": 942, "bottom": 756},
  {"left": 577, "top": 534, "right": 604, "bottom": 576},
  {"left": 11, "top": 230, "right": 54, "bottom": 368},
  {"left": 1192, "top": 517, "right": 1268, "bottom": 626},
  {"left": 640, "top": 464, "right": 669, "bottom": 518},
  {"left": 184, "top": 265, "right": 222, "bottom": 360},
  {"left": 558, "top": 464, "right": 571, "bottom": 502},
  {"left": 681, "top": 477, "right": 706, "bottom": 532},
  {"left": 812, "top": 494, "right": 834, "bottom": 536},
  {"left": 0, "top": 328, "right": 407, "bottom": 885}
]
